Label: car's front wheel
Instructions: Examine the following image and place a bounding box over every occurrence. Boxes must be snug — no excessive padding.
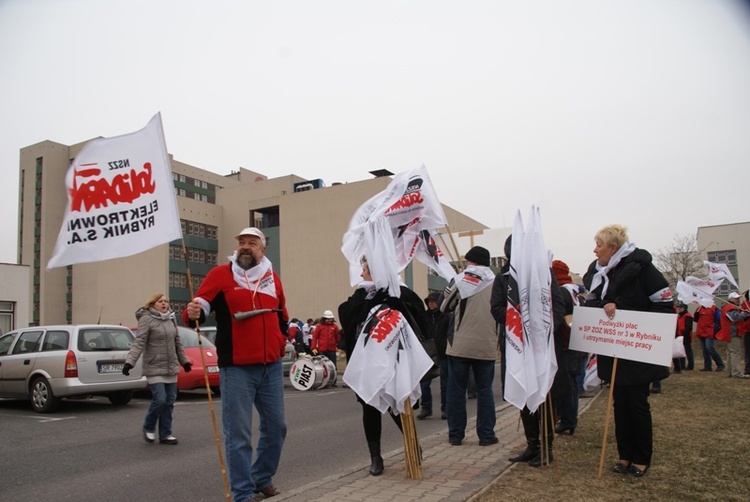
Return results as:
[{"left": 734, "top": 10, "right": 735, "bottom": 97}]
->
[
  {"left": 107, "top": 390, "right": 133, "bottom": 406},
  {"left": 30, "top": 377, "right": 61, "bottom": 413}
]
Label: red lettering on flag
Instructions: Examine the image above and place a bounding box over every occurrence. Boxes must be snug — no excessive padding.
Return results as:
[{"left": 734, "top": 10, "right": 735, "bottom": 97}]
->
[{"left": 70, "top": 162, "right": 156, "bottom": 212}]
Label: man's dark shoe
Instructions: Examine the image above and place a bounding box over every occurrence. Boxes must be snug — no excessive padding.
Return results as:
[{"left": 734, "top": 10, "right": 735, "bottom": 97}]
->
[
  {"left": 159, "top": 436, "right": 178, "bottom": 445},
  {"left": 700, "top": 368, "right": 712, "bottom": 372},
  {"left": 529, "top": 451, "right": 553, "bottom": 467},
  {"left": 716, "top": 366, "right": 725, "bottom": 371},
  {"left": 479, "top": 436, "right": 499, "bottom": 446},
  {"left": 417, "top": 410, "right": 432, "bottom": 420},
  {"left": 508, "top": 446, "right": 539, "bottom": 462},
  {"left": 449, "top": 438, "right": 462, "bottom": 446},
  {"left": 255, "top": 485, "right": 280, "bottom": 497}
]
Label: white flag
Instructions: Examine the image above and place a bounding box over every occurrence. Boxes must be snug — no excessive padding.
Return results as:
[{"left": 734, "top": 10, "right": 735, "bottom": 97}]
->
[
  {"left": 47, "top": 113, "right": 181, "bottom": 269},
  {"left": 703, "top": 260, "right": 739, "bottom": 289},
  {"left": 523, "top": 207, "right": 556, "bottom": 412},
  {"left": 342, "top": 304, "right": 434, "bottom": 414},
  {"left": 583, "top": 354, "right": 600, "bottom": 391},
  {"left": 341, "top": 165, "right": 455, "bottom": 296},
  {"left": 503, "top": 210, "right": 527, "bottom": 410},
  {"left": 676, "top": 276, "right": 722, "bottom": 308}
]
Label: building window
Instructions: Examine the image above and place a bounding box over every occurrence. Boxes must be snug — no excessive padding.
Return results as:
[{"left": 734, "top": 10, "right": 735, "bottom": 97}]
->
[
  {"left": 194, "top": 179, "right": 201, "bottom": 187},
  {"left": 0, "top": 301, "right": 14, "bottom": 334},
  {"left": 202, "top": 181, "right": 208, "bottom": 189},
  {"left": 179, "top": 175, "right": 186, "bottom": 183}
]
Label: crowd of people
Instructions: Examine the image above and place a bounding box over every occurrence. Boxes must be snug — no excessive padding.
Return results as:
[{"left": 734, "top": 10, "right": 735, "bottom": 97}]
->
[{"left": 121, "top": 225, "right": 748, "bottom": 501}]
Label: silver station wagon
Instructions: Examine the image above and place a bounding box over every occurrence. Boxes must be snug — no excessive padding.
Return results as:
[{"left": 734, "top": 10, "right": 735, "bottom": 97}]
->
[{"left": 0, "top": 325, "right": 147, "bottom": 413}]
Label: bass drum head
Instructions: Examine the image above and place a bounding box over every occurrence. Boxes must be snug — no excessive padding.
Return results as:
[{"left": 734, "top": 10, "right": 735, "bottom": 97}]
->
[{"left": 289, "top": 357, "right": 325, "bottom": 391}]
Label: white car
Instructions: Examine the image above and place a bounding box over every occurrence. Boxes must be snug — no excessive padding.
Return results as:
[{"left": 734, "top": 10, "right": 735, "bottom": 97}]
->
[{"left": 0, "top": 325, "right": 147, "bottom": 413}]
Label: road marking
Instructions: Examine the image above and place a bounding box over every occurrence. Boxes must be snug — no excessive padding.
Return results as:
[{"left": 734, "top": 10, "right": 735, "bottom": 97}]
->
[{"left": 0, "top": 413, "right": 77, "bottom": 423}]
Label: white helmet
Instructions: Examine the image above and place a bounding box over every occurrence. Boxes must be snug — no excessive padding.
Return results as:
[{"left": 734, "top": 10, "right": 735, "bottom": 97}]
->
[{"left": 323, "top": 310, "right": 334, "bottom": 319}]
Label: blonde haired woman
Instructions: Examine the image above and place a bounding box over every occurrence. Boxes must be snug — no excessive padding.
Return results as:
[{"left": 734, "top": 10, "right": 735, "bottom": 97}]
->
[
  {"left": 124, "top": 293, "right": 191, "bottom": 445},
  {"left": 583, "top": 225, "right": 674, "bottom": 477}
]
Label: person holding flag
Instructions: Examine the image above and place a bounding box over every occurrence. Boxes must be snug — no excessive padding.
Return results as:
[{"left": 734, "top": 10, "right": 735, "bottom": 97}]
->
[
  {"left": 339, "top": 165, "right": 453, "bottom": 478},
  {"left": 716, "top": 292, "right": 750, "bottom": 379},
  {"left": 491, "top": 235, "right": 568, "bottom": 467},
  {"left": 694, "top": 303, "right": 724, "bottom": 371},
  {"left": 583, "top": 225, "right": 673, "bottom": 478},
  {"left": 183, "top": 227, "right": 289, "bottom": 501},
  {"left": 338, "top": 256, "right": 429, "bottom": 476}
]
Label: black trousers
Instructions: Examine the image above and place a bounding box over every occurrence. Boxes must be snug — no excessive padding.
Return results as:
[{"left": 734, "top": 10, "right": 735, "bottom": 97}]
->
[
  {"left": 612, "top": 383, "right": 653, "bottom": 466},
  {"left": 360, "top": 400, "right": 402, "bottom": 444}
]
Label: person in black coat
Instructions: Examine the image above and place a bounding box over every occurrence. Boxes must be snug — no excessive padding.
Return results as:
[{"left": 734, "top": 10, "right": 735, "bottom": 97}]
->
[
  {"left": 583, "top": 225, "right": 673, "bottom": 477},
  {"left": 338, "top": 257, "right": 428, "bottom": 476},
  {"left": 490, "top": 235, "right": 569, "bottom": 467},
  {"left": 417, "top": 292, "right": 450, "bottom": 420}
]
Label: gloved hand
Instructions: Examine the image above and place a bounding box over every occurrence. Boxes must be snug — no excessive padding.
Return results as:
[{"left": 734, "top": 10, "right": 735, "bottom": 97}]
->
[
  {"left": 122, "top": 363, "right": 133, "bottom": 376},
  {"left": 312, "top": 349, "right": 319, "bottom": 356},
  {"left": 183, "top": 363, "right": 192, "bottom": 373}
]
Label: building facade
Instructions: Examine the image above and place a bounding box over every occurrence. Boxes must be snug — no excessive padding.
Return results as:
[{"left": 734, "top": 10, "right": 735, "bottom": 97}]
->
[
  {"left": 18, "top": 139, "right": 486, "bottom": 327},
  {"left": 697, "top": 222, "right": 750, "bottom": 296},
  {"left": 0, "top": 263, "right": 30, "bottom": 333}
]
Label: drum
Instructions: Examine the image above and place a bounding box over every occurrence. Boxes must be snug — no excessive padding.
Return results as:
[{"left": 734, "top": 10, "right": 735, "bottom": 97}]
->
[{"left": 289, "top": 355, "right": 337, "bottom": 391}]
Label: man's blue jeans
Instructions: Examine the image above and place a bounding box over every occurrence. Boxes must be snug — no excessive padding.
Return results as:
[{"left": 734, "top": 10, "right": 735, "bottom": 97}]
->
[
  {"left": 143, "top": 382, "right": 178, "bottom": 440},
  {"left": 446, "top": 357, "right": 496, "bottom": 443},
  {"left": 698, "top": 337, "right": 724, "bottom": 370},
  {"left": 221, "top": 361, "right": 287, "bottom": 502},
  {"left": 419, "top": 359, "right": 449, "bottom": 414}
]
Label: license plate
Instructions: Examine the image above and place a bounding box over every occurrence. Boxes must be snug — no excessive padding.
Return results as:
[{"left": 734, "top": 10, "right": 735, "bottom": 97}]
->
[
  {"left": 206, "top": 366, "right": 219, "bottom": 374},
  {"left": 99, "top": 363, "right": 124, "bottom": 374}
]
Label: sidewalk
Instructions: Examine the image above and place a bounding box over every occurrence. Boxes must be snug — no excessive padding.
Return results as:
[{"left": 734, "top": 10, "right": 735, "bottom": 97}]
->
[{"left": 274, "top": 393, "right": 600, "bottom": 502}]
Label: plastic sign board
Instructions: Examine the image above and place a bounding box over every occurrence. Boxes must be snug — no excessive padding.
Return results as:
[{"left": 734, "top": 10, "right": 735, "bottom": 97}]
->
[{"left": 569, "top": 306, "right": 677, "bottom": 367}]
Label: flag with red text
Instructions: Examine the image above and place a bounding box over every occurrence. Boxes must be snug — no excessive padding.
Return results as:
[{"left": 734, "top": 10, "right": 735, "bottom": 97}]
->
[
  {"left": 342, "top": 304, "right": 434, "bottom": 414},
  {"left": 503, "top": 210, "right": 527, "bottom": 410},
  {"left": 47, "top": 113, "right": 181, "bottom": 269},
  {"left": 703, "top": 260, "right": 739, "bottom": 289},
  {"left": 676, "top": 276, "right": 722, "bottom": 308},
  {"left": 341, "top": 165, "right": 455, "bottom": 296}
]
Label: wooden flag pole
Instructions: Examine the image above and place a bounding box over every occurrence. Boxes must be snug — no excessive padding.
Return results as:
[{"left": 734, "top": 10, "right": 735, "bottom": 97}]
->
[
  {"left": 597, "top": 357, "right": 618, "bottom": 479},
  {"left": 546, "top": 393, "right": 559, "bottom": 473},
  {"left": 182, "top": 240, "right": 231, "bottom": 501},
  {"left": 443, "top": 225, "right": 464, "bottom": 272},
  {"left": 401, "top": 397, "right": 423, "bottom": 479}
]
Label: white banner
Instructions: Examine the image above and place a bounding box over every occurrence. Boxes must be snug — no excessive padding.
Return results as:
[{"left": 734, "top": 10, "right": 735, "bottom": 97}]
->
[
  {"left": 341, "top": 165, "right": 455, "bottom": 295},
  {"left": 569, "top": 306, "right": 677, "bottom": 367},
  {"left": 47, "top": 113, "right": 182, "bottom": 269}
]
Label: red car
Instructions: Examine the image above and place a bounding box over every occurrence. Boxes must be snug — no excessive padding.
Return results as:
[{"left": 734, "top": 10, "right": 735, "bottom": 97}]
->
[{"left": 175, "top": 327, "right": 220, "bottom": 393}]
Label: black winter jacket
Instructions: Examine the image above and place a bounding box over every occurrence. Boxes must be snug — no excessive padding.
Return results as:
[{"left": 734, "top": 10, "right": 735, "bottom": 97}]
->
[{"left": 583, "top": 248, "right": 674, "bottom": 386}]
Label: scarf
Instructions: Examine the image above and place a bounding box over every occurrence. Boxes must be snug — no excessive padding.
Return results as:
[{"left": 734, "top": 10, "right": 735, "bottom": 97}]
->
[
  {"left": 194, "top": 252, "right": 278, "bottom": 317},
  {"left": 588, "top": 241, "right": 636, "bottom": 299},
  {"left": 455, "top": 264, "right": 495, "bottom": 299}
]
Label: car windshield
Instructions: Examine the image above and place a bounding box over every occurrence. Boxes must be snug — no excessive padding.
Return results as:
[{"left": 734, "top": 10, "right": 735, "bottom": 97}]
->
[
  {"left": 177, "top": 327, "right": 216, "bottom": 349},
  {"left": 78, "top": 328, "right": 134, "bottom": 351}
]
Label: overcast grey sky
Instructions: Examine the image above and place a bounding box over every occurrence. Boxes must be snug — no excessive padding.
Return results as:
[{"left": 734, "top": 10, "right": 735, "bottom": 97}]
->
[{"left": 1, "top": 0, "right": 749, "bottom": 275}]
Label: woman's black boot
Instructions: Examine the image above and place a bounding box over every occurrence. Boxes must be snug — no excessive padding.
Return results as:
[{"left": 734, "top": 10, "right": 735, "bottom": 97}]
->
[{"left": 368, "top": 442, "right": 384, "bottom": 476}]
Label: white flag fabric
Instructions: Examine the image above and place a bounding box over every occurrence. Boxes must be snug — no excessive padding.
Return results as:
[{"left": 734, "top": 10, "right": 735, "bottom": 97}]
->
[
  {"left": 47, "top": 113, "right": 181, "bottom": 269},
  {"left": 341, "top": 165, "right": 455, "bottom": 296},
  {"left": 503, "top": 210, "right": 527, "bottom": 410},
  {"left": 676, "top": 276, "right": 722, "bottom": 308},
  {"left": 342, "top": 304, "right": 435, "bottom": 414},
  {"left": 583, "top": 354, "right": 600, "bottom": 391},
  {"left": 703, "top": 260, "right": 739, "bottom": 289},
  {"left": 503, "top": 207, "right": 557, "bottom": 413},
  {"left": 523, "top": 207, "right": 556, "bottom": 412}
]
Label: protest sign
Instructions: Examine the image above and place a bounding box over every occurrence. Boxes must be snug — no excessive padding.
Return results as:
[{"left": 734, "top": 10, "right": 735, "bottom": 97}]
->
[{"left": 569, "top": 306, "right": 677, "bottom": 367}]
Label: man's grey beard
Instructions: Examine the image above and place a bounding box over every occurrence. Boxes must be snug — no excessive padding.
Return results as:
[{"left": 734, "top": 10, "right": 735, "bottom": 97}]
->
[{"left": 237, "top": 253, "right": 258, "bottom": 270}]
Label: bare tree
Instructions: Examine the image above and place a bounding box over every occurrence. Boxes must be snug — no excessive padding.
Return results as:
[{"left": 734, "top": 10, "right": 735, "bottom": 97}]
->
[{"left": 653, "top": 233, "right": 706, "bottom": 288}]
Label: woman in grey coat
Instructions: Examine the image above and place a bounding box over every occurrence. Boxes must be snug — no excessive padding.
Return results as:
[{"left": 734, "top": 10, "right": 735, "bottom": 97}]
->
[{"left": 123, "top": 293, "right": 191, "bottom": 445}]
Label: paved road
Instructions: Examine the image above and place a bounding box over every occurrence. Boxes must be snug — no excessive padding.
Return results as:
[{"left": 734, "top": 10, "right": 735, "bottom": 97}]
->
[{"left": 0, "top": 369, "right": 504, "bottom": 502}]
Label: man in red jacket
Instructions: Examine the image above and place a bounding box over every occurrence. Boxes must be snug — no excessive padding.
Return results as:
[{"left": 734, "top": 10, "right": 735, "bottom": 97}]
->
[
  {"left": 716, "top": 292, "right": 750, "bottom": 378},
  {"left": 183, "top": 227, "right": 288, "bottom": 501},
  {"left": 312, "top": 310, "right": 341, "bottom": 380},
  {"left": 694, "top": 304, "right": 724, "bottom": 371}
]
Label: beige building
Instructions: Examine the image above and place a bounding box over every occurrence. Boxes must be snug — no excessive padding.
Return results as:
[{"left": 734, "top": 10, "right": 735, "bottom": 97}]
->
[
  {"left": 697, "top": 221, "right": 750, "bottom": 296},
  {"left": 0, "top": 263, "right": 30, "bottom": 333},
  {"left": 19, "top": 139, "right": 486, "bottom": 327}
]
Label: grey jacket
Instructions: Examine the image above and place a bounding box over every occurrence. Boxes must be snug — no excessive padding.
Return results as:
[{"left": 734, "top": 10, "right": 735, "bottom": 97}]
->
[
  {"left": 442, "top": 284, "right": 498, "bottom": 361},
  {"left": 126, "top": 308, "right": 188, "bottom": 377}
]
